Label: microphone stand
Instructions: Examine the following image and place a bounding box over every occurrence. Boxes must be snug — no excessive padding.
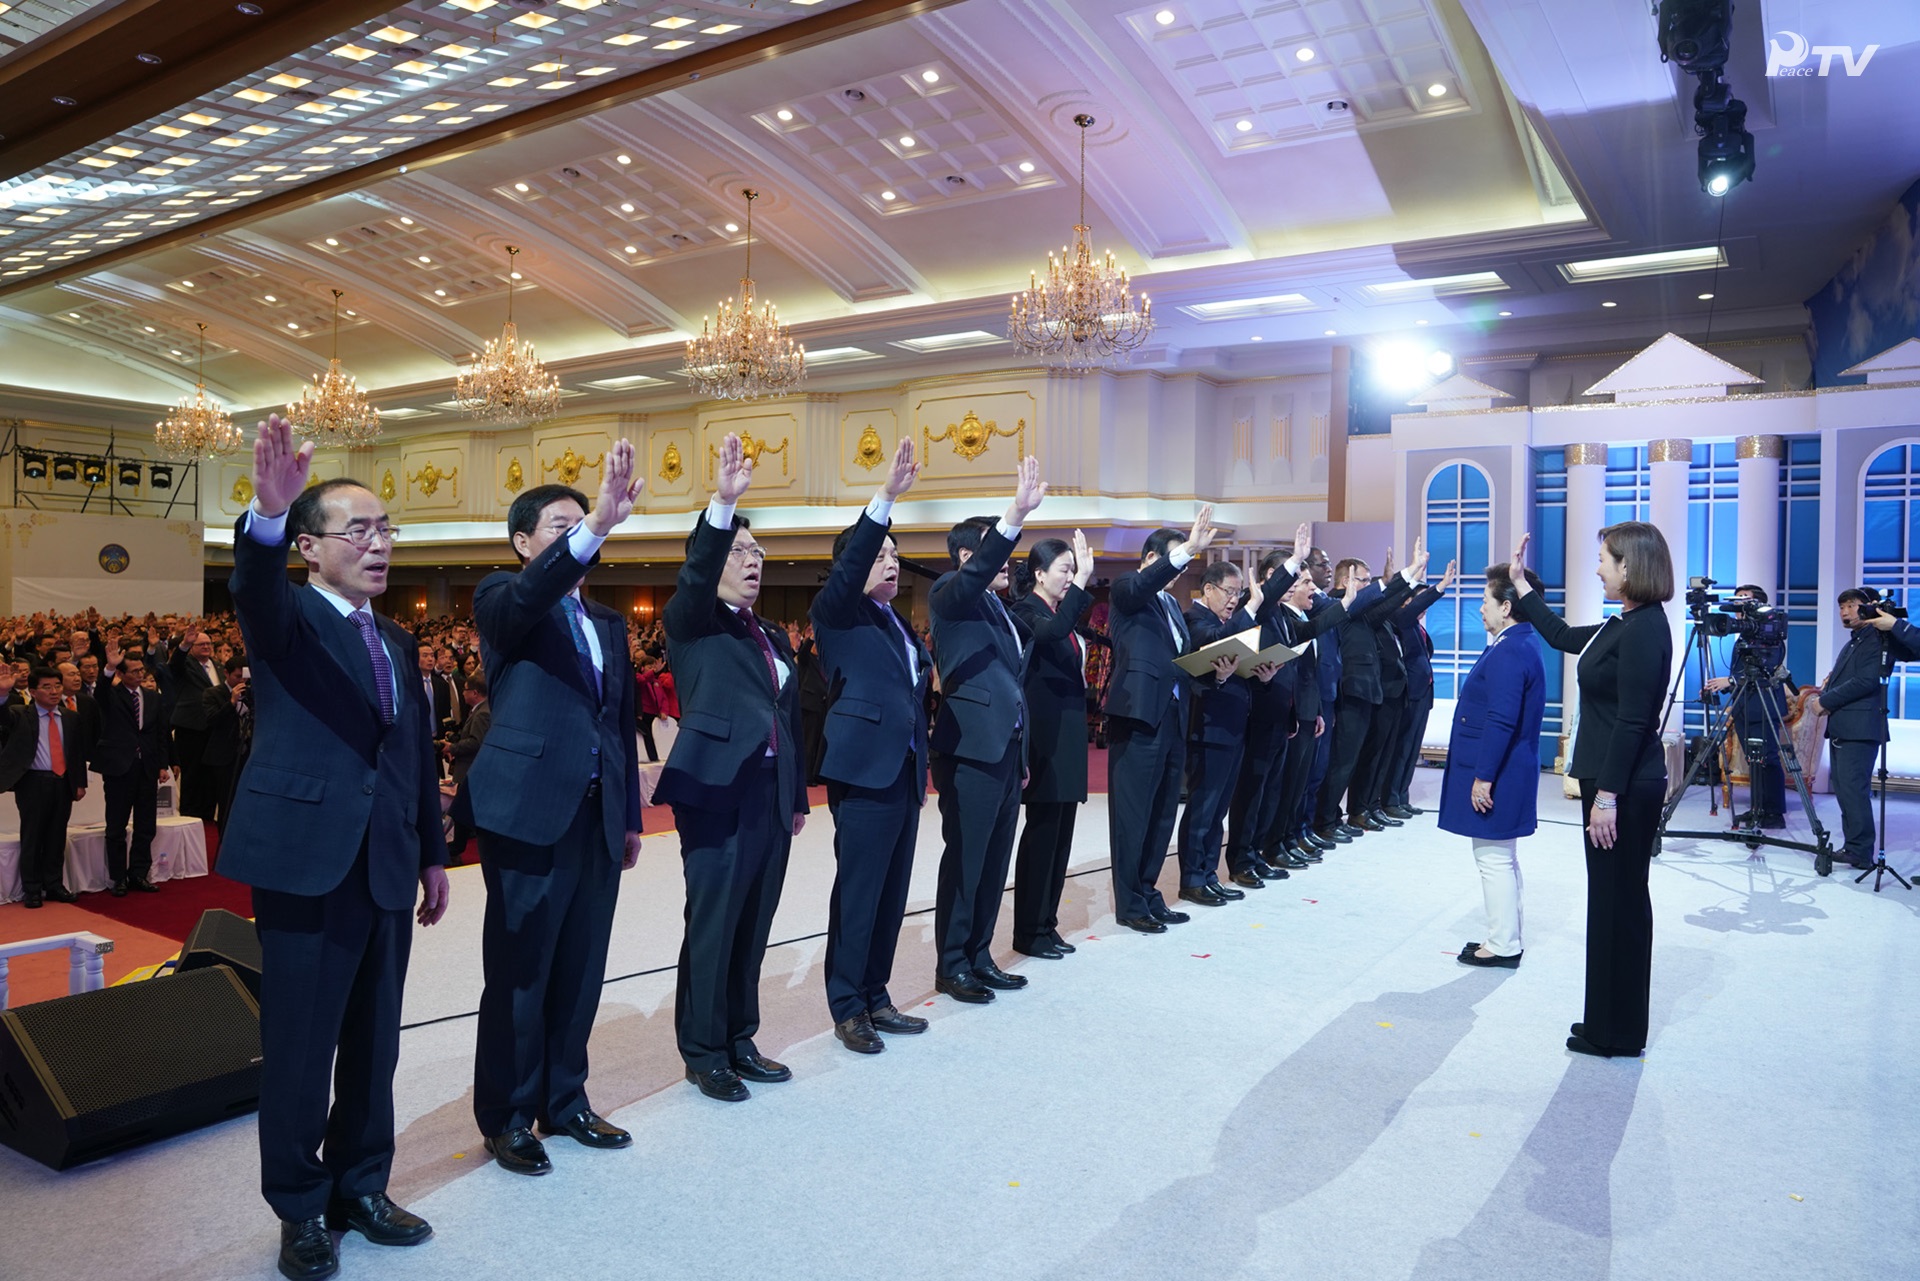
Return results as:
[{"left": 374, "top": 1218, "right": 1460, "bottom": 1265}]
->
[{"left": 1854, "top": 737, "right": 1911, "bottom": 892}]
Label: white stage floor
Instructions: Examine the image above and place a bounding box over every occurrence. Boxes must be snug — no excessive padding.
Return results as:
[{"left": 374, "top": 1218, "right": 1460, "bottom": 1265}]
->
[{"left": 1, "top": 768, "right": 1915, "bottom": 1281}]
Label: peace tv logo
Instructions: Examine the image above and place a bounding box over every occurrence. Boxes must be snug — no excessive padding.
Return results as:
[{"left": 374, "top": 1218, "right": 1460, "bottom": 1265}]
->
[
  {"left": 98, "top": 544, "right": 130, "bottom": 574},
  {"left": 1767, "top": 30, "right": 1879, "bottom": 77}
]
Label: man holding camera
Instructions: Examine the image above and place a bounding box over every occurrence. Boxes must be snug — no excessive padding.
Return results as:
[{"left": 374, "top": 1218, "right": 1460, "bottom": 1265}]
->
[
  {"left": 1701, "top": 585, "right": 1792, "bottom": 829},
  {"left": 1806, "top": 589, "right": 1920, "bottom": 870}
]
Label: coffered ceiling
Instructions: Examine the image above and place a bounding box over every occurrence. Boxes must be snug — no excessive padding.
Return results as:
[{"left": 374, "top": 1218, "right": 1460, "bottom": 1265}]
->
[{"left": 2, "top": 0, "right": 1917, "bottom": 428}]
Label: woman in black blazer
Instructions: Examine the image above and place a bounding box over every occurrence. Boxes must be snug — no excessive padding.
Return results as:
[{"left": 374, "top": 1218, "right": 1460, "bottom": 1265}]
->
[
  {"left": 1510, "top": 522, "right": 1673, "bottom": 1059},
  {"left": 1008, "top": 531, "right": 1096, "bottom": 959}
]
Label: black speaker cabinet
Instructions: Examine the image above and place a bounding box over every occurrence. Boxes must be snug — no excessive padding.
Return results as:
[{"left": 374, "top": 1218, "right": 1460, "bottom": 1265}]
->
[
  {"left": 176, "top": 908, "right": 262, "bottom": 999},
  {"left": 0, "top": 967, "right": 261, "bottom": 1170}
]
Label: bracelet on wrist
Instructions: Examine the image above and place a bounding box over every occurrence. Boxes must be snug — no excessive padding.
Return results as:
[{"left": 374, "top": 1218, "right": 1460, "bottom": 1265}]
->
[{"left": 1592, "top": 798, "right": 1618, "bottom": 810}]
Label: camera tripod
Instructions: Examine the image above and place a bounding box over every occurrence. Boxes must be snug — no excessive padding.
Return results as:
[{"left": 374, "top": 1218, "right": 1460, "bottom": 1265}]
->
[
  {"left": 1654, "top": 627, "right": 1836, "bottom": 871},
  {"left": 1854, "top": 729, "right": 1913, "bottom": 893}
]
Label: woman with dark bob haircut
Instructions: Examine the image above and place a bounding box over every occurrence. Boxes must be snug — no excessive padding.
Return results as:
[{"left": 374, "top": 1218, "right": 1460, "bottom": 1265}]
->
[{"left": 1507, "top": 520, "right": 1673, "bottom": 1058}]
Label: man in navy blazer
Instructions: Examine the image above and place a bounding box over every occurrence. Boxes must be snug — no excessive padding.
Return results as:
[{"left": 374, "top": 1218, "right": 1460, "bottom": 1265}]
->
[
  {"left": 657, "top": 433, "right": 809, "bottom": 1102},
  {"left": 1103, "top": 507, "right": 1220, "bottom": 933},
  {"left": 222, "top": 417, "right": 448, "bottom": 1281},
  {"left": 927, "top": 456, "right": 1048, "bottom": 1004},
  {"left": 1314, "top": 546, "right": 1422, "bottom": 841},
  {"left": 92, "top": 651, "right": 174, "bottom": 896},
  {"left": 467, "top": 440, "right": 645, "bottom": 1175},
  {"left": 1378, "top": 562, "right": 1455, "bottom": 819},
  {"left": 812, "top": 438, "right": 936, "bottom": 1052},
  {"left": 1807, "top": 589, "right": 1920, "bottom": 869},
  {"left": 1176, "top": 560, "right": 1273, "bottom": 903}
]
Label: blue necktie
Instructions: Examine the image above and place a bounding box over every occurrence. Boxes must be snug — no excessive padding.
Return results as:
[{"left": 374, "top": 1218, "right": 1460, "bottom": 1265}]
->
[
  {"left": 562, "top": 597, "right": 603, "bottom": 700},
  {"left": 350, "top": 611, "right": 395, "bottom": 725}
]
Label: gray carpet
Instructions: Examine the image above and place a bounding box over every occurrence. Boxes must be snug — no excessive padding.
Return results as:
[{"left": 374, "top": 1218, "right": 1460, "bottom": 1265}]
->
[{"left": 2, "top": 771, "right": 1916, "bottom": 1280}]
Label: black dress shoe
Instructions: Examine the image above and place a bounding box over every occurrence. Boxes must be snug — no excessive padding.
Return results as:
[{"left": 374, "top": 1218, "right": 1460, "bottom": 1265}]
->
[
  {"left": 1250, "top": 859, "right": 1286, "bottom": 881},
  {"left": 1566, "top": 1033, "right": 1641, "bottom": 1059},
  {"left": 1012, "top": 940, "right": 1064, "bottom": 959},
  {"left": 1458, "top": 948, "right": 1522, "bottom": 969},
  {"left": 935, "top": 972, "right": 995, "bottom": 1003},
  {"left": 539, "top": 1109, "right": 632, "bottom": 1148},
  {"left": 1302, "top": 830, "right": 1336, "bottom": 851},
  {"left": 1048, "top": 933, "right": 1076, "bottom": 954},
  {"left": 1367, "top": 809, "right": 1404, "bottom": 827},
  {"left": 1117, "top": 915, "right": 1167, "bottom": 934},
  {"left": 22, "top": 893, "right": 42, "bottom": 909},
  {"left": 1353, "top": 814, "right": 1387, "bottom": 832},
  {"left": 1384, "top": 805, "right": 1418, "bottom": 821},
  {"left": 44, "top": 885, "right": 78, "bottom": 903},
  {"left": 278, "top": 1216, "right": 338, "bottom": 1281},
  {"left": 1178, "top": 884, "right": 1228, "bottom": 906},
  {"left": 685, "top": 1066, "right": 751, "bottom": 1101},
  {"left": 1314, "top": 825, "right": 1352, "bottom": 845},
  {"left": 974, "top": 961, "right": 1028, "bottom": 990},
  {"left": 835, "top": 1013, "right": 885, "bottom": 1054},
  {"left": 1754, "top": 813, "right": 1785, "bottom": 829},
  {"left": 325, "top": 1192, "right": 432, "bottom": 1245},
  {"left": 1278, "top": 845, "right": 1311, "bottom": 869},
  {"left": 1228, "top": 870, "right": 1265, "bottom": 889},
  {"left": 1151, "top": 905, "right": 1190, "bottom": 925},
  {"left": 483, "top": 1127, "right": 553, "bottom": 1174},
  {"left": 869, "top": 1004, "right": 928, "bottom": 1034},
  {"left": 109, "top": 879, "right": 128, "bottom": 898},
  {"left": 127, "top": 877, "right": 159, "bottom": 894},
  {"left": 1207, "top": 877, "right": 1246, "bottom": 900},
  {"left": 731, "top": 1051, "right": 792, "bottom": 1082},
  {"left": 1338, "top": 823, "right": 1367, "bottom": 838}
]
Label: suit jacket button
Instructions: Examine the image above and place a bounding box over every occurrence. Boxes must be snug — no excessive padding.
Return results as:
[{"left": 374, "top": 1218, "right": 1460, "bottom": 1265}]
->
[
  {"left": 591, "top": 746, "right": 600, "bottom": 756},
  {"left": 363, "top": 784, "right": 374, "bottom": 795}
]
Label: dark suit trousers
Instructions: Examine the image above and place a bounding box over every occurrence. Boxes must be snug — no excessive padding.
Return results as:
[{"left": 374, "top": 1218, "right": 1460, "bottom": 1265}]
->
[
  {"left": 175, "top": 726, "right": 214, "bottom": 818},
  {"left": 673, "top": 760, "right": 791, "bottom": 1072},
  {"left": 1383, "top": 688, "right": 1433, "bottom": 808},
  {"left": 1315, "top": 695, "right": 1374, "bottom": 827},
  {"left": 1302, "top": 703, "right": 1334, "bottom": 834},
  {"left": 1227, "top": 741, "right": 1287, "bottom": 870},
  {"left": 1013, "top": 800, "right": 1078, "bottom": 948},
  {"left": 932, "top": 736, "right": 1022, "bottom": 976},
  {"left": 1352, "top": 691, "right": 1403, "bottom": 814},
  {"left": 15, "top": 772, "right": 72, "bottom": 894},
  {"left": 473, "top": 787, "right": 619, "bottom": 1136},
  {"left": 103, "top": 768, "right": 159, "bottom": 881},
  {"left": 1177, "top": 738, "right": 1245, "bottom": 886},
  {"left": 1106, "top": 711, "right": 1184, "bottom": 920},
  {"left": 252, "top": 851, "right": 410, "bottom": 1222},
  {"left": 824, "top": 752, "right": 920, "bottom": 1021},
  {"left": 1271, "top": 727, "right": 1321, "bottom": 852},
  {"left": 1828, "top": 740, "right": 1878, "bottom": 862},
  {"left": 1577, "top": 777, "right": 1662, "bottom": 1053}
]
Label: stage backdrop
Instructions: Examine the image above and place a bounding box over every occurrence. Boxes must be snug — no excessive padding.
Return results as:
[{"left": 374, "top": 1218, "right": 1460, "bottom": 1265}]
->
[{"left": 0, "top": 511, "right": 203, "bottom": 616}]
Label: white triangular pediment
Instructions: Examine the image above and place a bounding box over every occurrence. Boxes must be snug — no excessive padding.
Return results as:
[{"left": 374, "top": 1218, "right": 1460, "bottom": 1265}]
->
[
  {"left": 1407, "top": 374, "right": 1514, "bottom": 410},
  {"left": 1840, "top": 337, "right": 1920, "bottom": 385},
  {"left": 1584, "top": 332, "right": 1762, "bottom": 403}
]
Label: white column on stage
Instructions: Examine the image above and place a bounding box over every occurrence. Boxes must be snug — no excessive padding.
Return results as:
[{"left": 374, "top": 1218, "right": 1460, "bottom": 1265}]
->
[
  {"left": 1561, "top": 443, "right": 1608, "bottom": 768},
  {"left": 1649, "top": 438, "right": 1693, "bottom": 737},
  {"left": 1735, "top": 435, "right": 1785, "bottom": 598}
]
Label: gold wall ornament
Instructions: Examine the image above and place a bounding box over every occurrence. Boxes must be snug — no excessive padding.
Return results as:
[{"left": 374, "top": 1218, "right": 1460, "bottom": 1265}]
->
[
  {"left": 707, "top": 431, "right": 790, "bottom": 480},
  {"left": 304, "top": 472, "right": 323, "bottom": 489},
  {"left": 408, "top": 461, "right": 458, "bottom": 498},
  {"left": 853, "top": 424, "right": 885, "bottom": 471},
  {"left": 659, "top": 442, "right": 684, "bottom": 484},
  {"left": 230, "top": 476, "right": 254, "bottom": 505},
  {"left": 925, "top": 411, "right": 1025, "bottom": 462},
  {"left": 505, "top": 457, "right": 525, "bottom": 492},
  {"left": 544, "top": 447, "right": 604, "bottom": 487},
  {"left": 380, "top": 469, "right": 397, "bottom": 501}
]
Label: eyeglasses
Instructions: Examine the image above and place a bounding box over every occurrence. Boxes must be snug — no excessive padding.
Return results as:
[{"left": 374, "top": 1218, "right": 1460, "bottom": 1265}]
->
[
  {"left": 727, "top": 544, "right": 767, "bottom": 564},
  {"left": 315, "top": 524, "right": 401, "bottom": 550}
]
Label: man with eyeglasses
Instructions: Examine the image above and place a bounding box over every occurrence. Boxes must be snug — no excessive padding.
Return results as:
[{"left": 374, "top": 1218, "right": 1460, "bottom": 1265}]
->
[
  {"left": 465, "top": 445, "right": 645, "bottom": 1175},
  {"left": 657, "top": 433, "right": 809, "bottom": 1103},
  {"left": 221, "top": 416, "right": 450, "bottom": 1281},
  {"left": 168, "top": 628, "right": 222, "bottom": 818}
]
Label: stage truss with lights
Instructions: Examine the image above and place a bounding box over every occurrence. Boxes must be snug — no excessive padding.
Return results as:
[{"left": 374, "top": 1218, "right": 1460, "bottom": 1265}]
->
[{"left": 0, "top": 419, "right": 202, "bottom": 519}]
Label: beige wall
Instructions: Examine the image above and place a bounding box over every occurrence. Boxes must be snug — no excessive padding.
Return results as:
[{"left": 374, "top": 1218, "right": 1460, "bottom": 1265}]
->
[{"left": 0, "top": 509, "right": 203, "bottom": 616}]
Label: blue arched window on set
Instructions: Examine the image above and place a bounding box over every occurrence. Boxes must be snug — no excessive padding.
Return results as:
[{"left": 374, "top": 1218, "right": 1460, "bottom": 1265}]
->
[
  {"left": 1861, "top": 441, "right": 1920, "bottom": 718},
  {"left": 1422, "top": 461, "right": 1492, "bottom": 700}
]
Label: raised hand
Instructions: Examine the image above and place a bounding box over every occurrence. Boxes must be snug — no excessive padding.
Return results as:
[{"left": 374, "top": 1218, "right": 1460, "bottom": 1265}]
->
[
  {"left": 1179, "top": 504, "right": 1218, "bottom": 558},
  {"left": 1071, "top": 528, "right": 1094, "bottom": 588},
  {"left": 1407, "top": 534, "right": 1430, "bottom": 582},
  {"left": 715, "top": 432, "right": 754, "bottom": 504},
  {"left": 1438, "top": 560, "right": 1459, "bottom": 593},
  {"left": 1244, "top": 573, "right": 1264, "bottom": 619},
  {"left": 880, "top": 436, "right": 921, "bottom": 500},
  {"left": 251, "top": 413, "right": 314, "bottom": 518},
  {"left": 1009, "top": 455, "right": 1047, "bottom": 523},
  {"left": 1294, "top": 520, "right": 1313, "bottom": 558},
  {"left": 1342, "top": 575, "right": 1360, "bottom": 609},
  {"left": 1382, "top": 546, "right": 1395, "bottom": 579},
  {"left": 1509, "top": 531, "right": 1532, "bottom": 596},
  {"left": 586, "top": 437, "right": 643, "bottom": 536}
]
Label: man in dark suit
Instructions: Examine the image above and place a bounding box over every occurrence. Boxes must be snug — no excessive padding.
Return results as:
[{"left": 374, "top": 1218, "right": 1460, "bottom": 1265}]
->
[
  {"left": 1103, "top": 507, "right": 1221, "bottom": 934},
  {"left": 1380, "top": 563, "right": 1454, "bottom": 819},
  {"left": 198, "top": 658, "right": 249, "bottom": 832},
  {"left": 657, "top": 433, "right": 809, "bottom": 1103},
  {"left": 167, "top": 629, "right": 221, "bottom": 818},
  {"left": 1264, "top": 567, "right": 1358, "bottom": 865},
  {"left": 0, "top": 668, "right": 87, "bottom": 908},
  {"left": 77, "top": 653, "right": 104, "bottom": 703},
  {"left": 1313, "top": 547, "right": 1420, "bottom": 842},
  {"left": 57, "top": 660, "right": 102, "bottom": 767},
  {"left": 1177, "top": 560, "right": 1273, "bottom": 903},
  {"left": 221, "top": 416, "right": 450, "bottom": 1281},
  {"left": 927, "top": 456, "right": 1048, "bottom": 1004},
  {"left": 1807, "top": 589, "right": 1920, "bottom": 870},
  {"left": 413, "top": 645, "right": 458, "bottom": 740},
  {"left": 467, "top": 445, "right": 646, "bottom": 1175},
  {"left": 812, "top": 438, "right": 936, "bottom": 1052},
  {"left": 93, "top": 653, "right": 174, "bottom": 897}
]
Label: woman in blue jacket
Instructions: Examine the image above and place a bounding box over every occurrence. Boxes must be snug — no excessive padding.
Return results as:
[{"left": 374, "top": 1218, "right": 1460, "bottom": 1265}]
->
[{"left": 1438, "top": 564, "right": 1546, "bottom": 968}]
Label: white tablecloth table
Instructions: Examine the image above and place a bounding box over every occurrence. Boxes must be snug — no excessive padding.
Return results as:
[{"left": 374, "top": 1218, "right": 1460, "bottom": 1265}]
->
[{"left": 0, "top": 815, "right": 209, "bottom": 904}]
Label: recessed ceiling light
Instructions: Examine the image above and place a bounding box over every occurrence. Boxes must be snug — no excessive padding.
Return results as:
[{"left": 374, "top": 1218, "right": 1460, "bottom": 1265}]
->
[
  {"left": 880, "top": 189, "right": 896, "bottom": 200},
  {"left": 1697, "top": 291, "right": 1714, "bottom": 300},
  {"left": 510, "top": 12, "right": 556, "bottom": 27},
  {"left": 370, "top": 25, "right": 415, "bottom": 43},
  {"left": 1155, "top": 9, "right": 1175, "bottom": 24},
  {"left": 1427, "top": 83, "right": 1448, "bottom": 98},
  {"left": 417, "top": 255, "right": 431, "bottom": 263},
  {"left": 325, "top": 237, "right": 339, "bottom": 246},
  {"left": 514, "top": 182, "right": 529, "bottom": 192},
  {"left": 510, "top": 271, "right": 521, "bottom": 280},
  {"left": 234, "top": 88, "right": 275, "bottom": 103},
  {"left": 425, "top": 102, "right": 457, "bottom": 112},
  {"left": 182, "top": 279, "right": 194, "bottom": 286},
  {"left": 331, "top": 44, "right": 377, "bottom": 61},
  {"left": 899, "top": 135, "right": 916, "bottom": 148},
  {"left": 604, "top": 33, "right": 644, "bottom": 45},
  {"left": 267, "top": 73, "right": 310, "bottom": 88},
  {"left": 922, "top": 70, "right": 940, "bottom": 83},
  {"left": 180, "top": 111, "right": 219, "bottom": 126},
  {"left": 531, "top": 61, "right": 567, "bottom": 73},
  {"left": 68, "top": 312, "right": 80, "bottom": 318},
  {"left": 143, "top": 325, "right": 156, "bottom": 332},
  {"left": 655, "top": 38, "right": 691, "bottom": 48},
  {"left": 171, "top": 348, "right": 183, "bottom": 355},
  {"left": 1324, "top": 329, "right": 1337, "bottom": 336},
  {"left": 1296, "top": 47, "right": 1315, "bottom": 62},
  {"left": 262, "top": 294, "right": 276, "bottom": 302},
  {"left": 1497, "top": 310, "right": 1512, "bottom": 317},
  {"left": 536, "top": 82, "right": 572, "bottom": 91},
  {"left": 616, "top": 154, "right": 631, "bottom": 164},
  {"left": 619, "top": 202, "right": 634, "bottom": 212},
  {"left": 1415, "top": 319, "right": 1428, "bottom": 325},
  {"left": 1250, "top": 335, "right": 1263, "bottom": 342},
  {"left": 488, "top": 76, "right": 527, "bottom": 87},
  {"left": 623, "top": 245, "right": 637, "bottom": 254},
  {"left": 1018, "top": 160, "right": 1035, "bottom": 173},
  {"left": 776, "top": 108, "right": 793, "bottom": 121},
  {"left": 286, "top": 321, "right": 299, "bottom": 329},
  {"left": 434, "top": 288, "right": 447, "bottom": 296},
  {"left": 724, "top": 222, "right": 739, "bottom": 233},
  {"left": 1235, "top": 119, "right": 1253, "bottom": 132},
  {"left": 1601, "top": 300, "right": 1617, "bottom": 307},
  {"left": 702, "top": 23, "right": 739, "bottom": 34},
  {"left": 652, "top": 15, "right": 693, "bottom": 28}
]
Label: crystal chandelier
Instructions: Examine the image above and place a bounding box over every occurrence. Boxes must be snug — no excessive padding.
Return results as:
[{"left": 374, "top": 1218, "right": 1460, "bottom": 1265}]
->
[
  {"left": 154, "top": 323, "right": 244, "bottom": 461},
  {"left": 682, "top": 189, "right": 805, "bottom": 401},
  {"left": 457, "top": 245, "right": 563, "bottom": 424},
  {"left": 287, "top": 289, "right": 381, "bottom": 447},
  {"left": 1008, "top": 113, "right": 1154, "bottom": 370}
]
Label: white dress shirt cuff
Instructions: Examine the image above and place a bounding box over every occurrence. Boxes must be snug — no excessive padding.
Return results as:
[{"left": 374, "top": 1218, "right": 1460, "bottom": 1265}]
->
[
  {"left": 996, "top": 517, "right": 1021, "bottom": 540},
  {"left": 1170, "top": 548, "right": 1194, "bottom": 571},
  {"left": 566, "top": 520, "right": 607, "bottom": 565},
  {"left": 866, "top": 495, "right": 895, "bottom": 524},
  {"left": 706, "top": 497, "right": 737, "bottom": 531},
  {"left": 244, "top": 502, "right": 289, "bottom": 545}
]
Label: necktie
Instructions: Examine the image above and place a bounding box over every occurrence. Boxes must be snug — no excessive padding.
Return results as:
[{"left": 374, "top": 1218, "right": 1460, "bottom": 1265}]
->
[
  {"left": 562, "top": 597, "right": 603, "bottom": 700},
  {"left": 47, "top": 709, "right": 65, "bottom": 776},
  {"left": 1161, "top": 595, "right": 1185, "bottom": 700},
  {"left": 63, "top": 695, "right": 75, "bottom": 712},
  {"left": 742, "top": 610, "right": 781, "bottom": 753},
  {"left": 133, "top": 686, "right": 142, "bottom": 730},
  {"left": 350, "top": 611, "right": 396, "bottom": 725}
]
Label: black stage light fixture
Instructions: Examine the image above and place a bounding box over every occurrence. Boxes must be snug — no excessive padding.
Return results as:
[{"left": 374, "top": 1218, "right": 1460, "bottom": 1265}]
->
[
  {"left": 1656, "top": 0, "right": 1732, "bottom": 74},
  {"left": 148, "top": 463, "right": 173, "bottom": 489},
  {"left": 20, "top": 451, "right": 47, "bottom": 479},
  {"left": 117, "top": 460, "right": 144, "bottom": 487},
  {"left": 51, "top": 455, "right": 78, "bottom": 482},
  {"left": 82, "top": 459, "right": 107, "bottom": 487},
  {"left": 1698, "top": 101, "right": 1755, "bottom": 196}
]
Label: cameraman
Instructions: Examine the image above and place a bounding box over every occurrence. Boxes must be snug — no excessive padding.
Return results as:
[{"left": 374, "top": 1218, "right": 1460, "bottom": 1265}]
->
[
  {"left": 1700, "top": 585, "right": 1791, "bottom": 828},
  {"left": 1807, "top": 589, "right": 1920, "bottom": 870}
]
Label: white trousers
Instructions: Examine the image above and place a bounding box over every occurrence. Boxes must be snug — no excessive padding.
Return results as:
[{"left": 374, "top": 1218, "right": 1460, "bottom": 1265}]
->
[{"left": 1471, "top": 837, "right": 1524, "bottom": 957}]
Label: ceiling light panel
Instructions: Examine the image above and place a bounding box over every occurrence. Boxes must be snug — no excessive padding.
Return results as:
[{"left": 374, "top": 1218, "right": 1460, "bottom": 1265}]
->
[
  {"left": 158, "top": 266, "right": 355, "bottom": 334},
  {"left": 1355, "top": 271, "right": 1508, "bottom": 302},
  {"left": 50, "top": 300, "right": 237, "bottom": 364},
  {"left": 1556, "top": 246, "right": 1728, "bottom": 283},
  {"left": 0, "top": 0, "right": 819, "bottom": 286},
  {"left": 1120, "top": 0, "right": 1472, "bottom": 154},
  {"left": 496, "top": 152, "right": 731, "bottom": 263},
  {"left": 1176, "top": 292, "right": 1318, "bottom": 321},
  {"left": 308, "top": 216, "right": 513, "bottom": 306},
  {"left": 890, "top": 330, "right": 1008, "bottom": 353},
  {"left": 751, "top": 66, "right": 1055, "bottom": 213}
]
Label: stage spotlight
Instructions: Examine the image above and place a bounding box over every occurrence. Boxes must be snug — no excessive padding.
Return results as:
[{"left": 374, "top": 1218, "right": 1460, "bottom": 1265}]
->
[
  {"left": 1373, "top": 342, "right": 1434, "bottom": 393},
  {"left": 1656, "top": 0, "right": 1731, "bottom": 74},
  {"left": 20, "top": 451, "right": 47, "bottom": 479},
  {"left": 52, "top": 456, "right": 78, "bottom": 482},
  {"left": 117, "top": 460, "right": 143, "bottom": 487},
  {"left": 1426, "top": 350, "right": 1455, "bottom": 378},
  {"left": 1698, "top": 105, "right": 1754, "bottom": 196},
  {"left": 148, "top": 463, "right": 173, "bottom": 489},
  {"left": 82, "top": 459, "right": 107, "bottom": 487}
]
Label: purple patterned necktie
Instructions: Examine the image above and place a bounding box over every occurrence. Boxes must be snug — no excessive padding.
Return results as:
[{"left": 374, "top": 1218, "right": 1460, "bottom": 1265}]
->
[
  {"left": 350, "top": 610, "right": 395, "bottom": 724},
  {"left": 562, "top": 596, "right": 603, "bottom": 700}
]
